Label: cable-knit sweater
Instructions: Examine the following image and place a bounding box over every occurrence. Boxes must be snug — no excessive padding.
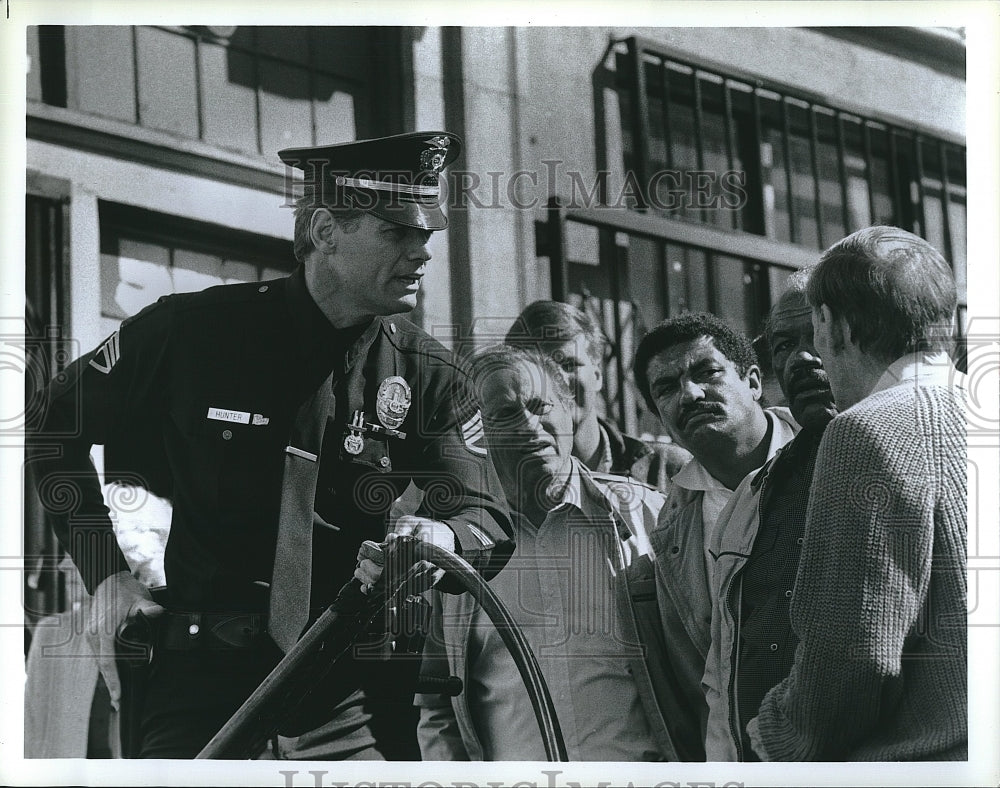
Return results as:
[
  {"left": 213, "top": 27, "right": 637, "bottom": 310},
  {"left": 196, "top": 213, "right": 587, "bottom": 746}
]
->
[{"left": 747, "top": 365, "right": 967, "bottom": 761}]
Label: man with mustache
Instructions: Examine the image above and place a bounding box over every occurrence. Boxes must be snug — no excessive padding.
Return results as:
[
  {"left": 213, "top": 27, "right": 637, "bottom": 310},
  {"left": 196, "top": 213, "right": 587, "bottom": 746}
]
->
[
  {"left": 633, "top": 313, "right": 798, "bottom": 759},
  {"left": 416, "top": 345, "right": 676, "bottom": 760},
  {"left": 701, "top": 270, "right": 839, "bottom": 760},
  {"left": 747, "top": 227, "right": 967, "bottom": 760}
]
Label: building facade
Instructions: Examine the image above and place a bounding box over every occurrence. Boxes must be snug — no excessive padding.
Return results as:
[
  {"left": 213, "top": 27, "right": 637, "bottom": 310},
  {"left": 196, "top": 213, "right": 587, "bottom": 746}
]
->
[{"left": 24, "top": 25, "right": 966, "bottom": 619}]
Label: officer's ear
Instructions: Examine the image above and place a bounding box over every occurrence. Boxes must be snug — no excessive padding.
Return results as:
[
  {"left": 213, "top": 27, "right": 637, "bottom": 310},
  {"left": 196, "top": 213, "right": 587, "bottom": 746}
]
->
[{"left": 309, "top": 208, "right": 337, "bottom": 254}]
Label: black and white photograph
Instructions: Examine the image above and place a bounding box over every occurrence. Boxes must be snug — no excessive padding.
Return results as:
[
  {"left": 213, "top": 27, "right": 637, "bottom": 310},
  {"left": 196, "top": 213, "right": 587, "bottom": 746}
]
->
[{"left": 2, "top": 2, "right": 998, "bottom": 787}]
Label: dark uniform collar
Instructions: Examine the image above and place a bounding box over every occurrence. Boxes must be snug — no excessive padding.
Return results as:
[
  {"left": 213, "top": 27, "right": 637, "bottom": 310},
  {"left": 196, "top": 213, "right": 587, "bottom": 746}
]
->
[
  {"left": 284, "top": 266, "right": 378, "bottom": 370},
  {"left": 285, "top": 265, "right": 340, "bottom": 359}
]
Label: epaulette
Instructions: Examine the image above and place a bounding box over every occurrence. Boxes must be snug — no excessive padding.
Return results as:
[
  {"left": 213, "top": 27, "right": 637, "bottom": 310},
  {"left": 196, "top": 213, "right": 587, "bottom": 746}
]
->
[
  {"left": 168, "top": 277, "right": 284, "bottom": 316},
  {"left": 119, "top": 295, "right": 169, "bottom": 329},
  {"left": 379, "top": 316, "right": 466, "bottom": 374}
]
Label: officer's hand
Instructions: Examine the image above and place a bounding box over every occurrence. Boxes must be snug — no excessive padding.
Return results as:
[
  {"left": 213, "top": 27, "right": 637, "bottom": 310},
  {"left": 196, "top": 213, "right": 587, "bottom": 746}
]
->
[
  {"left": 354, "top": 540, "right": 386, "bottom": 593},
  {"left": 392, "top": 515, "right": 457, "bottom": 553},
  {"left": 354, "top": 516, "right": 456, "bottom": 594},
  {"left": 87, "top": 570, "right": 165, "bottom": 712}
]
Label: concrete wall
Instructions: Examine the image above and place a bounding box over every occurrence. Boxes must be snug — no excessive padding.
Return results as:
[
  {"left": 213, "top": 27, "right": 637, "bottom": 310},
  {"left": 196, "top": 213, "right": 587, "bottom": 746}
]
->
[
  {"left": 411, "top": 27, "right": 456, "bottom": 342},
  {"left": 25, "top": 26, "right": 967, "bottom": 347},
  {"left": 458, "top": 28, "right": 532, "bottom": 337},
  {"left": 26, "top": 138, "right": 293, "bottom": 355},
  {"left": 643, "top": 27, "right": 964, "bottom": 140}
]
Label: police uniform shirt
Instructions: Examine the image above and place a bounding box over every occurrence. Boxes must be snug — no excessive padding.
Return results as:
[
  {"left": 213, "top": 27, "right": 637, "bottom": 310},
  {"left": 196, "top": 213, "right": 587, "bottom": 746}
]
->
[{"left": 30, "top": 267, "right": 514, "bottom": 612}]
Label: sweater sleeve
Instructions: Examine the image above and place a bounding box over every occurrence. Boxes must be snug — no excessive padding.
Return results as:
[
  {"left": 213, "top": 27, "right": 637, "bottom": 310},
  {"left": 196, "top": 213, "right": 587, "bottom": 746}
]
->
[{"left": 748, "top": 408, "right": 934, "bottom": 760}]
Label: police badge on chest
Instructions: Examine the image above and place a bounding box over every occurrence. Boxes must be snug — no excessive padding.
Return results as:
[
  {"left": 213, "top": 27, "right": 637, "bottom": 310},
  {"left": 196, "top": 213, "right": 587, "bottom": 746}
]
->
[{"left": 342, "top": 377, "right": 410, "bottom": 456}]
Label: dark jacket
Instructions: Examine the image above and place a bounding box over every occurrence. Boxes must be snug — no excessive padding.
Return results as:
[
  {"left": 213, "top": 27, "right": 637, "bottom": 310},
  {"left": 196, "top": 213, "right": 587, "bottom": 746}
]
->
[{"left": 28, "top": 268, "right": 514, "bottom": 610}]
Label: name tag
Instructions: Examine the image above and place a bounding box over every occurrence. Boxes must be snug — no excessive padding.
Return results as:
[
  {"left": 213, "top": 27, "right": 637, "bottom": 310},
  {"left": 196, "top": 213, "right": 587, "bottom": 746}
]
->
[{"left": 207, "top": 407, "right": 251, "bottom": 425}]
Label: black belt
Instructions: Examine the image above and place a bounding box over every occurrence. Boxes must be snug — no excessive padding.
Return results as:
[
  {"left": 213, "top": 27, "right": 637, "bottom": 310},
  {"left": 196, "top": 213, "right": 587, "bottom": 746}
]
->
[
  {"left": 158, "top": 611, "right": 269, "bottom": 651},
  {"left": 156, "top": 603, "right": 345, "bottom": 652}
]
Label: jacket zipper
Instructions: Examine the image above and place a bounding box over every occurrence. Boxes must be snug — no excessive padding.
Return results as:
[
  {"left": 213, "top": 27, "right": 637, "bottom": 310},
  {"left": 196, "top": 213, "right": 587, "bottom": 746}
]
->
[
  {"left": 726, "top": 467, "right": 769, "bottom": 761},
  {"left": 725, "top": 568, "right": 745, "bottom": 761}
]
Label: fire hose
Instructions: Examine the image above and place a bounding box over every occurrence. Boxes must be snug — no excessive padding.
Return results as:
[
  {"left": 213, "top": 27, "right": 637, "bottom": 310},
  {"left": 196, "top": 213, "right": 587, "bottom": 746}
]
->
[{"left": 195, "top": 537, "right": 568, "bottom": 760}]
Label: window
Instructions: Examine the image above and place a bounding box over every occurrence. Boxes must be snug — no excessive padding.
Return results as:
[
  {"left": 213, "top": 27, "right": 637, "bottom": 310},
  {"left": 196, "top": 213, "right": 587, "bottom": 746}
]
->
[
  {"left": 98, "top": 202, "right": 293, "bottom": 339},
  {"left": 616, "top": 37, "right": 967, "bottom": 320},
  {"left": 25, "top": 191, "right": 71, "bottom": 621},
  {"left": 28, "top": 26, "right": 407, "bottom": 157}
]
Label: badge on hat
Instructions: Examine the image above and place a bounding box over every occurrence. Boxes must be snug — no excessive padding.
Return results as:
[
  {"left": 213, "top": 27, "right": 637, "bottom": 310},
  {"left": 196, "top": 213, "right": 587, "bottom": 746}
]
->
[
  {"left": 420, "top": 136, "right": 452, "bottom": 173},
  {"left": 376, "top": 376, "right": 411, "bottom": 430},
  {"left": 344, "top": 410, "right": 366, "bottom": 455},
  {"left": 277, "top": 131, "right": 462, "bottom": 232}
]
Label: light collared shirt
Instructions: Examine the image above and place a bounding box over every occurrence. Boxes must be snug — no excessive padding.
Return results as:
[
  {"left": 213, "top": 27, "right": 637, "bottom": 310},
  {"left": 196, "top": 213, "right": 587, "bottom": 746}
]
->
[
  {"left": 466, "top": 459, "right": 662, "bottom": 761},
  {"left": 593, "top": 421, "right": 614, "bottom": 473},
  {"left": 870, "top": 350, "right": 966, "bottom": 397},
  {"left": 671, "top": 408, "right": 798, "bottom": 594}
]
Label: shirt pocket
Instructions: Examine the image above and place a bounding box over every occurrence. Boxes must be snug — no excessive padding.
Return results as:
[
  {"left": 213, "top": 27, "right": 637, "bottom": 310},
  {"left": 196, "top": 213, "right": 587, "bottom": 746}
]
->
[
  {"left": 329, "top": 432, "right": 407, "bottom": 521},
  {"left": 171, "top": 400, "right": 284, "bottom": 512}
]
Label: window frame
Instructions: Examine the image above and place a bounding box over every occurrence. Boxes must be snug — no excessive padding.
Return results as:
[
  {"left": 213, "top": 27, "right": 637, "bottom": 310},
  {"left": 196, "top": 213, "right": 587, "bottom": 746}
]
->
[
  {"left": 27, "top": 26, "right": 412, "bottom": 196},
  {"left": 618, "top": 35, "right": 967, "bottom": 294},
  {"left": 97, "top": 200, "right": 295, "bottom": 326}
]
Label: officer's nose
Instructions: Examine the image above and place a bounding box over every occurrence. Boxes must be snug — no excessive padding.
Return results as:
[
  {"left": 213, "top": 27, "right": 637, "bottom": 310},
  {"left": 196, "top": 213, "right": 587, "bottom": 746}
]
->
[{"left": 409, "top": 230, "right": 433, "bottom": 263}]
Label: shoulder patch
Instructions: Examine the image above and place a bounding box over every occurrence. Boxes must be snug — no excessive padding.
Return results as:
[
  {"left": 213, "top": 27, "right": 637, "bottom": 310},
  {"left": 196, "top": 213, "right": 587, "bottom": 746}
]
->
[
  {"left": 88, "top": 330, "right": 121, "bottom": 374},
  {"left": 460, "top": 410, "right": 488, "bottom": 455}
]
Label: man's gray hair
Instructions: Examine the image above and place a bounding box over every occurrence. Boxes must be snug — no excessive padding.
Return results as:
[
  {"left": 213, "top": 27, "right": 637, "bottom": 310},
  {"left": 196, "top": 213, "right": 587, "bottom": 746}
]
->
[{"left": 468, "top": 344, "right": 575, "bottom": 409}]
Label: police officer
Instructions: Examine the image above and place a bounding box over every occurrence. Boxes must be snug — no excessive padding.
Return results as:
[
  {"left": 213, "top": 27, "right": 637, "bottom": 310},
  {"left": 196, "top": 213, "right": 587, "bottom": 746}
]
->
[{"left": 27, "top": 131, "right": 515, "bottom": 759}]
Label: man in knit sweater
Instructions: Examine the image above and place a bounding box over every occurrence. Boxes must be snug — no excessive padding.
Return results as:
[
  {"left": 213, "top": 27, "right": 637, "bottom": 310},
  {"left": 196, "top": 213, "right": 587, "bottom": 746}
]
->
[{"left": 747, "top": 226, "right": 967, "bottom": 760}]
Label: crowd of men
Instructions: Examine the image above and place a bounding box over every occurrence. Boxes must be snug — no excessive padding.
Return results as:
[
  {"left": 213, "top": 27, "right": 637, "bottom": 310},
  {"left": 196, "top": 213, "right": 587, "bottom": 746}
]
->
[{"left": 28, "top": 131, "right": 967, "bottom": 762}]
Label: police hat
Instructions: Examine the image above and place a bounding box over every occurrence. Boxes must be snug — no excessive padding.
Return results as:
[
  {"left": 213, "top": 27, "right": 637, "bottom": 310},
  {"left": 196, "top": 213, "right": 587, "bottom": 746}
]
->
[{"left": 279, "top": 131, "right": 462, "bottom": 231}]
